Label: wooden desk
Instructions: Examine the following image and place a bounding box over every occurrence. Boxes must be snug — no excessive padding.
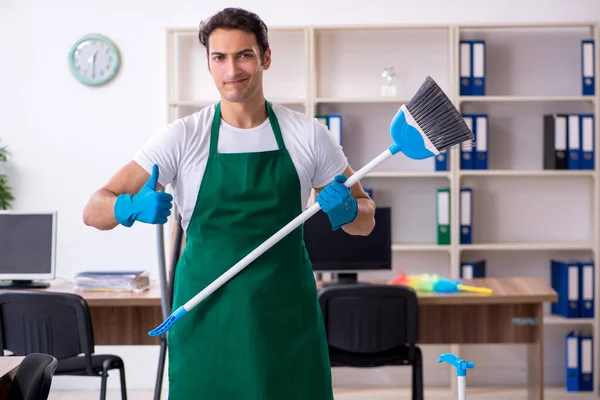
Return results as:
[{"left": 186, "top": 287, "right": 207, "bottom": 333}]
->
[
  {"left": 0, "top": 357, "right": 24, "bottom": 400},
  {"left": 6, "top": 277, "right": 556, "bottom": 399}
]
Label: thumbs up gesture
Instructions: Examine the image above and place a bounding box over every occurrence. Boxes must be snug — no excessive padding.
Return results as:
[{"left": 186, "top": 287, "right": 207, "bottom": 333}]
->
[{"left": 114, "top": 164, "right": 173, "bottom": 227}]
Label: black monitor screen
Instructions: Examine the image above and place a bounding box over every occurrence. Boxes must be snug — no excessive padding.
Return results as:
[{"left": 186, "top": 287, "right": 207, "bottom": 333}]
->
[
  {"left": 303, "top": 207, "right": 391, "bottom": 271},
  {"left": 0, "top": 213, "right": 55, "bottom": 275}
]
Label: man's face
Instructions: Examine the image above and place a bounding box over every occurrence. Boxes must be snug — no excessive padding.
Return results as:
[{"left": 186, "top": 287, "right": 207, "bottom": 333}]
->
[{"left": 207, "top": 28, "right": 271, "bottom": 103}]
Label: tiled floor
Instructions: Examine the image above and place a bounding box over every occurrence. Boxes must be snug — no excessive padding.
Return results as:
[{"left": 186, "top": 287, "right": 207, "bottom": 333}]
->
[{"left": 45, "top": 387, "right": 597, "bottom": 400}]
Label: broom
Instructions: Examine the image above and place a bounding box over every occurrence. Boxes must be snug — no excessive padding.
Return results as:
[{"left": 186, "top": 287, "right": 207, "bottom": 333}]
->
[{"left": 148, "top": 75, "right": 474, "bottom": 337}]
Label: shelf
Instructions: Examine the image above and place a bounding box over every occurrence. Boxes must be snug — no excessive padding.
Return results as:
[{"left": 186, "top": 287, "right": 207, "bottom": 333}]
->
[
  {"left": 170, "top": 99, "right": 308, "bottom": 107},
  {"left": 366, "top": 171, "right": 450, "bottom": 178},
  {"left": 392, "top": 243, "right": 450, "bottom": 252},
  {"left": 460, "top": 242, "right": 594, "bottom": 251},
  {"left": 315, "top": 97, "right": 409, "bottom": 104},
  {"left": 459, "top": 170, "right": 596, "bottom": 178},
  {"left": 544, "top": 315, "right": 595, "bottom": 325},
  {"left": 459, "top": 95, "right": 595, "bottom": 103}
]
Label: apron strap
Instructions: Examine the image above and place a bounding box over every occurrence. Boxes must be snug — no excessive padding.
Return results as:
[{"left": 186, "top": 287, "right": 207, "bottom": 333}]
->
[{"left": 209, "top": 101, "right": 286, "bottom": 154}]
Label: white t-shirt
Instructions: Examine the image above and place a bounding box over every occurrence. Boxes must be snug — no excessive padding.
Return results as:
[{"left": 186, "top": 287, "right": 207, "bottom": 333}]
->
[{"left": 133, "top": 102, "right": 348, "bottom": 233}]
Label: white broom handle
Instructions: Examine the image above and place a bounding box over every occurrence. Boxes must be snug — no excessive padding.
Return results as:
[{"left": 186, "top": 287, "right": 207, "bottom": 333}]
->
[
  {"left": 457, "top": 376, "right": 466, "bottom": 400},
  {"left": 181, "top": 147, "right": 394, "bottom": 312}
]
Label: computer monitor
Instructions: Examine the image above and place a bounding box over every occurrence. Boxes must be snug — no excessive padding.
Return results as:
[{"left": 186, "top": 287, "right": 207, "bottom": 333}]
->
[
  {"left": 303, "top": 206, "right": 392, "bottom": 284},
  {"left": 0, "top": 211, "right": 57, "bottom": 288}
]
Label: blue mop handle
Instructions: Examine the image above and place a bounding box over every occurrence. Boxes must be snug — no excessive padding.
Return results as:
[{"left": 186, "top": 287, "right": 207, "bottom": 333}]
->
[{"left": 438, "top": 353, "right": 474, "bottom": 400}]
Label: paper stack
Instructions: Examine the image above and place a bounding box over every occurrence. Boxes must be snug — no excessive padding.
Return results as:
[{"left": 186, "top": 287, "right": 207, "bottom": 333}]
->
[{"left": 73, "top": 270, "right": 150, "bottom": 293}]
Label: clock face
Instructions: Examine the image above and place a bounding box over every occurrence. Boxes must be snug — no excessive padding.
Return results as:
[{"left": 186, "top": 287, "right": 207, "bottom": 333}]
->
[{"left": 68, "top": 34, "right": 120, "bottom": 86}]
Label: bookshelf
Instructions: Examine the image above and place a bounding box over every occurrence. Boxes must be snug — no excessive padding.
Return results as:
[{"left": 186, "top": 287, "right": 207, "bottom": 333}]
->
[{"left": 165, "top": 21, "right": 600, "bottom": 398}]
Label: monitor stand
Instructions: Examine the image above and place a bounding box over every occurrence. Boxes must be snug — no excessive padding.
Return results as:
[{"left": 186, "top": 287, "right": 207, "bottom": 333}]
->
[
  {"left": 321, "top": 273, "right": 369, "bottom": 287},
  {"left": 0, "top": 280, "right": 50, "bottom": 289}
]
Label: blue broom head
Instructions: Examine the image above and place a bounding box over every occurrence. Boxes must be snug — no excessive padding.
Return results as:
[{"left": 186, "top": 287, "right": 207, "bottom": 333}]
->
[{"left": 388, "top": 76, "right": 474, "bottom": 158}]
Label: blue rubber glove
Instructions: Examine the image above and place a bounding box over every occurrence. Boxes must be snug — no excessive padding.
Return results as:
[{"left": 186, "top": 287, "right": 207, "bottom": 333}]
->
[
  {"left": 316, "top": 174, "right": 358, "bottom": 230},
  {"left": 114, "top": 164, "right": 173, "bottom": 227}
]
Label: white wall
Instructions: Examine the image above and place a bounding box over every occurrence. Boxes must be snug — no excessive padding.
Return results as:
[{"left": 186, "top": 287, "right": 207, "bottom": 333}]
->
[{"left": 1, "top": 0, "right": 600, "bottom": 394}]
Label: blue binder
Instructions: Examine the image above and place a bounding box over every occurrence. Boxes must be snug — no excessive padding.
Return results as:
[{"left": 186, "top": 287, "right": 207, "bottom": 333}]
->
[
  {"left": 580, "top": 333, "right": 594, "bottom": 391},
  {"left": 460, "top": 187, "right": 472, "bottom": 244},
  {"left": 582, "top": 39, "right": 595, "bottom": 96},
  {"left": 580, "top": 261, "right": 595, "bottom": 318},
  {"left": 551, "top": 259, "right": 580, "bottom": 318},
  {"left": 580, "top": 114, "right": 595, "bottom": 170},
  {"left": 568, "top": 114, "right": 581, "bottom": 169},
  {"left": 566, "top": 331, "right": 581, "bottom": 391},
  {"left": 473, "top": 114, "right": 488, "bottom": 169},
  {"left": 470, "top": 40, "right": 486, "bottom": 96},
  {"left": 435, "top": 150, "right": 448, "bottom": 171},
  {"left": 461, "top": 115, "right": 474, "bottom": 169},
  {"left": 460, "top": 259, "right": 485, "bottom": 279},
  {"left": 459, "top": 41, "right": 472, "bottom": 95}
]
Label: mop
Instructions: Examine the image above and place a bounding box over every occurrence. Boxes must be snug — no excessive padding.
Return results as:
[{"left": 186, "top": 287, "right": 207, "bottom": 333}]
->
[
  {"left": 439, "top": 353, "right": 475, "bottom": 400},
  {"left": 148, "top": 75, "right": 474, "bottom": 337}
]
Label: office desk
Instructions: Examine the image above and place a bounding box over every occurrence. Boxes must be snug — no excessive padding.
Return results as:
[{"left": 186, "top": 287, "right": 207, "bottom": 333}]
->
[
  {"left": 0, "top": 357, "right": 23, "bottom": 400},
  {"left": 8, "top": 277, "right": 556, "bottom": 399}
]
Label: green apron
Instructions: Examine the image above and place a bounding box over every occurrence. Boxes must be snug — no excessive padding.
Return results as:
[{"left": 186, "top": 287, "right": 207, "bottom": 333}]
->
[{"left": 167, "top": 100, "right": 334, "bottom": 400}]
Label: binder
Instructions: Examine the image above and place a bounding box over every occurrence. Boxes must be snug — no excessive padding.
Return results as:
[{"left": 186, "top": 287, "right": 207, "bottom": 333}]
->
[
  {"left": 459, "top": 40, "right": 472, "bottom": 95},
  {"left": 460, "top": 259, "right": 486, "bottom": 279},
  {"left": 436, "top": 188, "right": 450, "bottom": 245},
  {"left": 568, "top": 114, "right": 581, "bottom": 169},
  {"left": 582, "top": 39, "right": 595, "bottom": 96},
  {"left": 551, "top": 259, "right": 580, "bottom": 318},
  {"left": 566, "top": 331, "right": 581, "bottom": 391},
  {"left": 471, "top": 40, "right": 486, "bottom": 96},
  {"left": 580, "top": 332, "right": 594, "bottom": 391},
  {"left": 460, "top": 187, "right": 472, "bottom": 244},
  {"left": 543, "top": 114, "right": 568, "bottom": 170},
  {"left": 461, "top": 115, "right": 474, "bottom": 169},
  {"left": 474, "top": 114, "right": 488, "bottom": 169},
  {"left": 580, "top": 114, "right": 595, "bottom": 170},
  {"left": 435, "top": 149, "right": 448, "bottom": 171},
  {"left": 580, "top": 261, "right": 595, "bottom": 319},
  {"left": 316, "top": 114, "right": 342, "bottom": 146}
]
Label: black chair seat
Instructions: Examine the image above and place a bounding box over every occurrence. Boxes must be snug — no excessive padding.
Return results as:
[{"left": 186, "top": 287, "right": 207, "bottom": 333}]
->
[
  {"left": 318, "top": 283, "right": 423, "bottom": 400},
  {"left": 329, "top": 344, "right": 420, "bottom": 368},
  {"left": 0, "top": 291, "right": 128, "bottom": 400},
  {"left": 56, "top": 354, "right": 124, "bottom": 376}
]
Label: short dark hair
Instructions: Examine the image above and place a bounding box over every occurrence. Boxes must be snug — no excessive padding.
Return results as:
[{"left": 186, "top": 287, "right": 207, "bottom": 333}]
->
[{"left": 198, "top": 8, "right": 269, "bottom": 64}]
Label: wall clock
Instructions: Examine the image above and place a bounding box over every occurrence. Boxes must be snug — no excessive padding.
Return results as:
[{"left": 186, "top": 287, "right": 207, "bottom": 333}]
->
[{"left": 68, "top": 33, "right": 120, "bottom": 86}]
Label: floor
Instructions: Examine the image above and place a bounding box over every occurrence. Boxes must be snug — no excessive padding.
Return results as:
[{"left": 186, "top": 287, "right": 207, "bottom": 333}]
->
[{"left": 45, "top": 387, "right": 598, "bottom": 400}]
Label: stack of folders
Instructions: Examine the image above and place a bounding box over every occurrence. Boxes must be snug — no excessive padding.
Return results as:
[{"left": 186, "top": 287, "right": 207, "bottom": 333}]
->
[
  {"left": 315, "top": 114, "right": 342, "bottom": 146},
  {"left": 460, "top": 39, "right": 595, "bottom": 96},
  {"left": 566, "top": 330, "right": 594, "bottom": 392},
  {"left": 436, "top": 187, "right": 473, "bottom": 245},
  {"left": 550, "top": 260, "right": 594, "bottom": 319},
  {"left": 73, "top": 270, "right": 150, "bottom": 293},
  {"left": 460, "top": 259, "right": 486, "bottom": 279},
  {"left": 460, "top": 114, "right": 488, "bottom": 170},
  {"left": 543, "top": 114, "right": 595, "bottom": 170}
]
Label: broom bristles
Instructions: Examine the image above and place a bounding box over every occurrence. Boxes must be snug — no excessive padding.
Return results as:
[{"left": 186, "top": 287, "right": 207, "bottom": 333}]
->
[{"left": 406, "top": 76, "right": 474, "bottom": 152}]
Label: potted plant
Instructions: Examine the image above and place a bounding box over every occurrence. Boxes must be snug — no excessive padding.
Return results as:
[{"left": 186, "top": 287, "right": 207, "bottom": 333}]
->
[{"left": 0, "top": 141, "right": 14, "bottom": 210}]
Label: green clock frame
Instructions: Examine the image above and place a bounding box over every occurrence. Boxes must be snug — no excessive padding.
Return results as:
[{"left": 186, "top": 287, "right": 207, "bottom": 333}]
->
[{"left": 68, "top": 33, "right": 120, "bottom": 87}]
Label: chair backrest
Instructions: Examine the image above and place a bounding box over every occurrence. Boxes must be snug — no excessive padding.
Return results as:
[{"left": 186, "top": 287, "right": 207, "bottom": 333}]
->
[
  {"left": 8, "top": 353, "right": 58, "bottom": 400},
  {"left": 0, "top": 291, "right": 95, "bottom": 360},
  {"left": 318, "top": 283, "right": 419, "bottom": 354}
]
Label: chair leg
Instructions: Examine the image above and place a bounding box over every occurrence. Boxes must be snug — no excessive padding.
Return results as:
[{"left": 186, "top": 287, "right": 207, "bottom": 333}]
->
[
  {"left": 119, "top": 364, "right": 128, "bottom": 400},
  {"left": 412, "top": 347, "right": 424, "bottom": 400},
  {"left": 100, "top": 371, "right": 108, "bottom": 400}
]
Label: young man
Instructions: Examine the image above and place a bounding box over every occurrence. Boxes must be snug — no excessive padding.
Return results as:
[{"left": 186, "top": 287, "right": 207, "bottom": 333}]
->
[{"left": 83, "top": 7, "right": 375, "bottom": 400}]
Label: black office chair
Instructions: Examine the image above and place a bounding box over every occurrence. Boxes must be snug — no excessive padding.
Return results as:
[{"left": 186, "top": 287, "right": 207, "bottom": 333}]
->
[
  {"left": 0, "top": 291, "right": 127, "bottom": 400},
  {"left": 8, "top": 353, "right": 58, "bottom": 400},
  {"left": 318, "top": 283, "right": 423, "bottom": 400}
]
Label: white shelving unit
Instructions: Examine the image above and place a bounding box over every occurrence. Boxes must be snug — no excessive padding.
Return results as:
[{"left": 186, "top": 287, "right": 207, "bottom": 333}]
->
[{"left": 166, "top": 21, "right": 600, "bottom": 398}]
